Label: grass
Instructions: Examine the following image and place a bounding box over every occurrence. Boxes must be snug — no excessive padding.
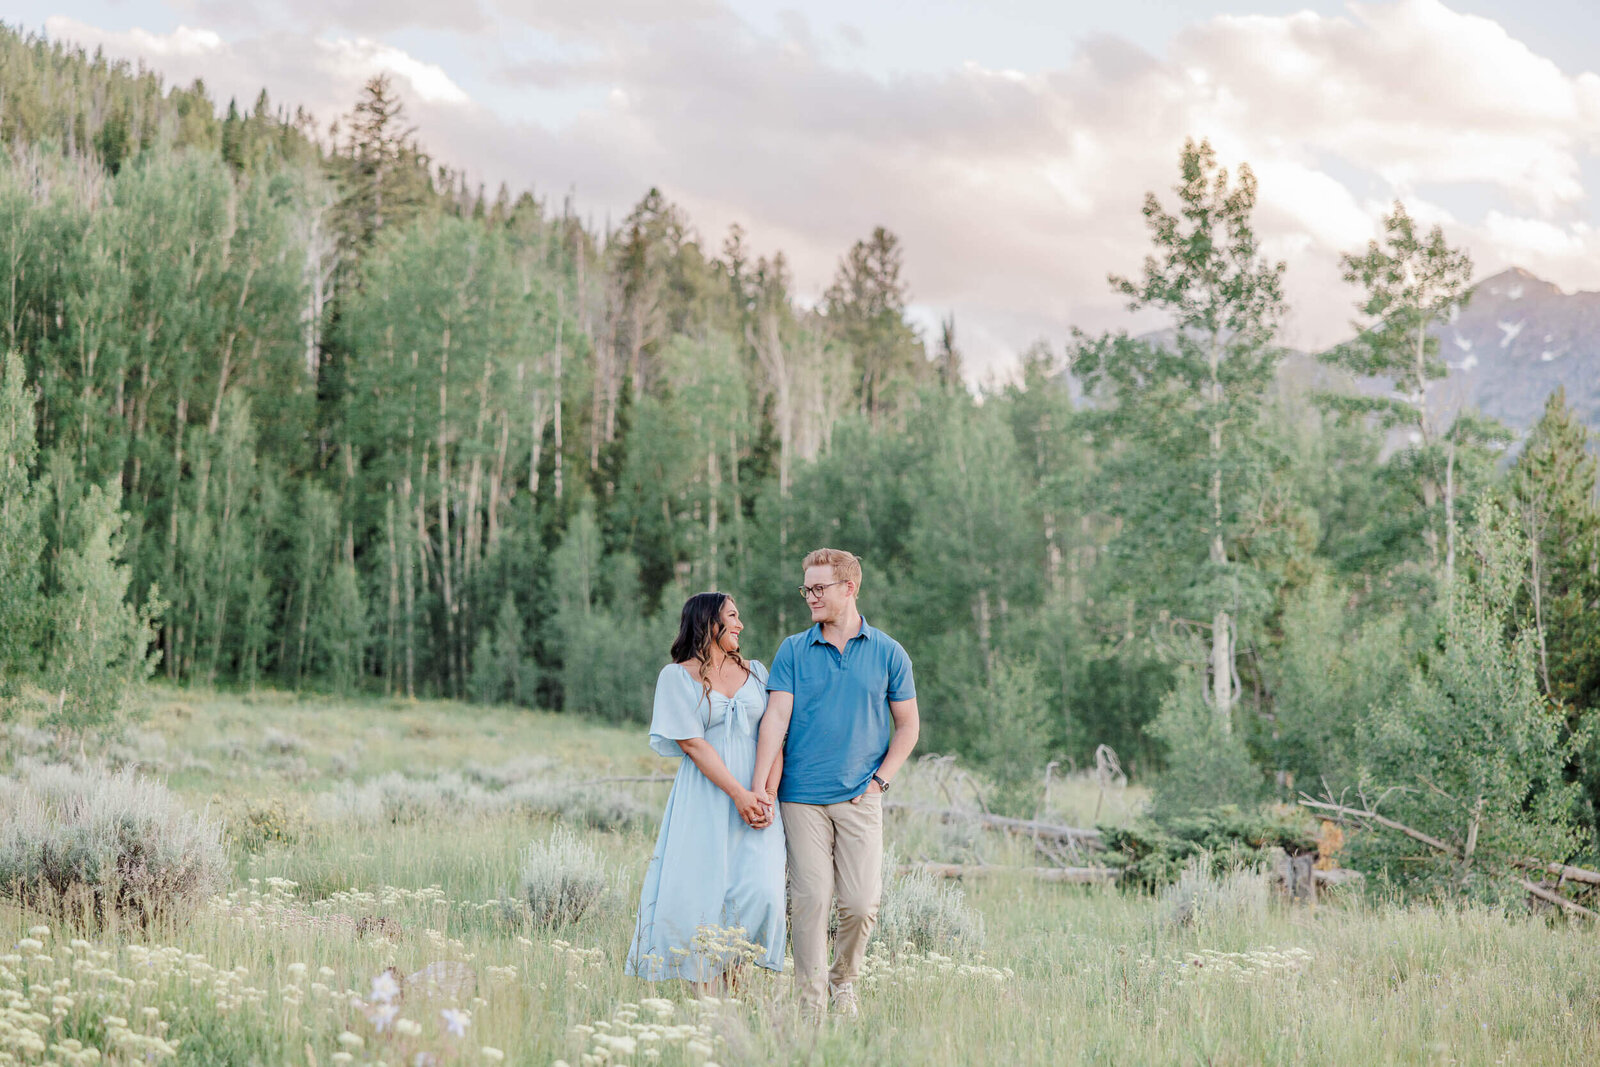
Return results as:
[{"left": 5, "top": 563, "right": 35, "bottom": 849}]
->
[{"left": 2, "top": 684, "right": 1600, "bottom": 1065}]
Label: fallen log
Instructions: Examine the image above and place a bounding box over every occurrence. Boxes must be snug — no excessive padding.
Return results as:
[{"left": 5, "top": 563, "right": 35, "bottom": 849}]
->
[
  {"left": 1521, "top": 879, "right": 1600, "bottom": 921},
  {"left": 1519, "top": 860, "right": 1600, "bottom": 888},
  {"left": 883, "top": 802, "right": 1103, "bottom": 847},
  {"left": 898, "top": 863, "right": 1117, "bottom": 884},
  {"left": 1297, "top": 797, "right": 1459, "bottom": 856},
  {"left": 1299, "top": 797, "right": 1597, "bottom": 919},
  {"left": 1313, "top": 867, "right": 1364, "bottom": 888}
]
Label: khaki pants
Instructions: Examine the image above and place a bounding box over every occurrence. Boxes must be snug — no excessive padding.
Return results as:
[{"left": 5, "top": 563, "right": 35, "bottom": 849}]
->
[{"left": 781, "top": 795, "right": 884, "bottom": 1015}]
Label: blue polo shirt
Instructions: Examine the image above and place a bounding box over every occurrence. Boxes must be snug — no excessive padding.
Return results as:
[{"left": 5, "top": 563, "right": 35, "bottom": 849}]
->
[{"left": 767, "top": 618, "right": 915, "bottom": 805}]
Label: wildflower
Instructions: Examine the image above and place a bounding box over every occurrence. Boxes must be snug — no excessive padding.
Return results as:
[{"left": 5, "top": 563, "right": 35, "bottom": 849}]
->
[
  {"left": 369, "top": 1002, "right": 400, "bottom": 1032},
  {"left": 371, "top": 971, "right": 402, "bottom": 1003},
  {"left": 331, "top": 1054, "right": 354, "bottom": 1066},
  {"left": 338, "top": 1031, "right": 364, "bottom": 1049},
  {"left": 395, "top": 1018, "right": 424, "bottom": 1037},
  {"left": 17, "top": 938, "right": 44, "bottom": 954},
  {"left": 287, "top": 962, "right": 308, "bottom": 980},
  {"left": 482, "top": 1048, "right": 506, "bottom": 1062},
  {"left": 440, "top": 1008, "right": 471, "bottom": 1037},
  {"left": 28, "top": 925, "right": 51, "bottom": 939}
]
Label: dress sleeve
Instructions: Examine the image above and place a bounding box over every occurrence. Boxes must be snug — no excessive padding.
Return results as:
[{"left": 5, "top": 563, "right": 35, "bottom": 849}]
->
[
  {"left": 748, "top": 659, "right": 769, "bottom": 688},
  {"left": 648, "top": 665, "right": 709, "bottom": 758}
]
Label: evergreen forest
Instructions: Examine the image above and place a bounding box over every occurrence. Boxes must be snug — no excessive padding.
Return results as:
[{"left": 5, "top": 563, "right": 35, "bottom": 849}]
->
[{"left": 4, "top": 24, "right": 1600, "bottom": 887}]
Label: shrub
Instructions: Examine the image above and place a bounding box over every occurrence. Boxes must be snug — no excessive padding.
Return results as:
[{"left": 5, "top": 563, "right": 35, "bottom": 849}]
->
[
  {"left": 315, "top": 772, "right": 500, "bottom": 826},
  {"left": 1354, "top": 502, "right": 1582, "bottom": 901},
  {"left": 871, "top": 857, "right": 985, "bottom": 955},
  {"left": 506, "top": 779, "right": 653, "bottom": 832},
  {"left": 0, "top": 760, "right": 227, "bottom": 924},
  {"left": 521, "top": 826, "right": 612, "bottom": 927},
  {"left": 260, "top": 728, "right": 305, "bottom": 755},
  {"left": 1147, "top": 670, "right": 1264, "bottom": 818},
  {"left": 1101, "top": 808, "right": 1317, "bottom": 891},
  {"left": 1160, "top": 853, "right": 1270, "bottom": 928}
]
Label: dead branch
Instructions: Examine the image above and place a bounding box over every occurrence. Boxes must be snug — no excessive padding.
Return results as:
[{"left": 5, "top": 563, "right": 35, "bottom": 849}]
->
[
  {"left": 1516, "top": 860, "right": 1600, "bottom": 887},
  {"left": 1296, "top": 797, "right": 1459, "bottom": 856},
  {"left": 1298, "top": 797, "right": 1599, "bottom": 919},
  {"left": 1520, "top": 879, "right": 1600, "bottom": 921}
]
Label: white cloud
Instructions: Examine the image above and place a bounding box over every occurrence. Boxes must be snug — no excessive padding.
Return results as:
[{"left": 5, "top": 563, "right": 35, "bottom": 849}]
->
[
  {"left": 45, "top": 16, "right": 470, "bottom": 116},
  {"left": 39, "top": 0, "right": 1600, "bottom": 378}
]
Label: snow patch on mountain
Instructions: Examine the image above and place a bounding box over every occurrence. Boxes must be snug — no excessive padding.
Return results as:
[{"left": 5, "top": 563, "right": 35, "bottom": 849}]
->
[{"left": 1498, "top": 320, "right": 1524, "bottom": 348}]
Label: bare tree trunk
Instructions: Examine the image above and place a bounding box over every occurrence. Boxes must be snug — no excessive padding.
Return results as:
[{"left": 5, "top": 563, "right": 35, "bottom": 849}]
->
[
  {"left": 1207, "top": 331, "right": 1234, "bottom": 731},
  {"left": 437, "top": 328, "right": 458, "bottom": 698},
  {"left": 553, "top": 299, "right": 564, "bottom": 502},
  {"left": 385, "top": 493, "right": 399, "bottom": 696},
  {"left": 707, "top": 442, "right": 719, "bottom": 588},
  {"left": 1526, "top": 496, "right": 1552, "bottom": 694},
  {"left": 1445, "top": 442, "right": 1457, "bottom": 589}
]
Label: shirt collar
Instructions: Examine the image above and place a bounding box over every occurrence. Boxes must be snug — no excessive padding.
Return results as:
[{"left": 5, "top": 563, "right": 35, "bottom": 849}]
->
[{"left": 808, "top": 618, "right": 874, "bottom": 644}]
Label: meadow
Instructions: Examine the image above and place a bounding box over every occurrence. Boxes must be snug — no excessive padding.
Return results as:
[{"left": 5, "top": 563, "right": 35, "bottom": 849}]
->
[{"left": 4, "top": 687, "right": 1600, "bottom": 1067}]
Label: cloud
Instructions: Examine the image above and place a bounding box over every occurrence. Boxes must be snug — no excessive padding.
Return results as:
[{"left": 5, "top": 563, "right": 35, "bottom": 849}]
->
[
  {"left": 41, "top": 0, "right": 1600, "bottom": 380},
  {"left": 45, "top": 16, "right": 471, "bottom": 115}
]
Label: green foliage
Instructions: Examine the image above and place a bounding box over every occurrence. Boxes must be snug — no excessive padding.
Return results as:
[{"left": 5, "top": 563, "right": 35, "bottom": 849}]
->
[
  {"left": 1146, "top": 671, "right": 1265, "bottom": 818},
  {"left": 1267, "top": 575, "right": 1412, "bottom": 791},
  {"left": 946, "top": 654, "right": 1052, "bottom": 817},
  {"left": 41, "top": 478, "right": 163, "bottom": 732},
  {"left": 1317, "top": 202, "right": 1503, "bottom": 574},
  {"left": 1510, "top": 387, "right": 1600, "bottom": 710},
  {"left": 1101, "top": 808, "right": 1317, "bottom": 891},
  {"left": 0, "top": 352, "right": 44, "bottom": 696},
  {"left": 1354, "top": 501, "right": 1582, "bottom": 899},
  {"left": 470, "top": 594, "right": 536, "bottom": 706}
]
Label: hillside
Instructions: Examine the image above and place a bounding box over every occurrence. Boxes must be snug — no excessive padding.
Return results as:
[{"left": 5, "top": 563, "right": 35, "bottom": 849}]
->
[{"left": 1434, "top": 267, "right": 1600, "bottom": 432}]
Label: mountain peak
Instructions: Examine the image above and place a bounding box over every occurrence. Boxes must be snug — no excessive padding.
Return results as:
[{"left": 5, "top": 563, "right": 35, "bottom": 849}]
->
[{"left": 1473, "top": 267, "right": 1560, "bottom": 301}]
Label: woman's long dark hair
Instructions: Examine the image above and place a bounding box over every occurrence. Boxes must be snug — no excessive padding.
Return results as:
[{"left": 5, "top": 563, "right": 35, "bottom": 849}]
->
[{"left": 670, "top": 592, "right": 745, "bottom": 695}]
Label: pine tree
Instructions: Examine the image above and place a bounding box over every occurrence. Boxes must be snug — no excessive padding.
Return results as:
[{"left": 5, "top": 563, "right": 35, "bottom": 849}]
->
[
  {"left": 823, "top": 226, "right": 926, "bottom": 420},
  {"left": 1511, "top": 387, "right": 1600, "bottom": 707},
  {"left": 42, "top": 479, "right": 164, "bottom": 731}
]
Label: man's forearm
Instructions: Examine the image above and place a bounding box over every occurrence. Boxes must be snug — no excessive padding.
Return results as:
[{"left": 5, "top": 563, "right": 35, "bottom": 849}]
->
[
  {"left": 877, "top": 701, "right": 920, "bottom": 782},
  {"left": 752, "top": 707, "right": 789, "bottom": 790}
]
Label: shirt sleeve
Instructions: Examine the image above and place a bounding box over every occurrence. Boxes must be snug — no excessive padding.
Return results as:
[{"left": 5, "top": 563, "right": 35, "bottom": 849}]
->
[
  {"left": 767, "top": 639, "right": 796, "bottom": 694},
  {"left": 648, "top": 665, "right": 709, "bottom": 758},
  {"left": 887, "top": 642, "right": 916, "bottom": 701}
]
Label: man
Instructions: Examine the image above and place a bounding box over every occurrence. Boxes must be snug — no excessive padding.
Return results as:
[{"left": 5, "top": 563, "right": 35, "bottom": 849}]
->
[{"left": 752, "top": 547, "right": 920, "bottom": 1019}]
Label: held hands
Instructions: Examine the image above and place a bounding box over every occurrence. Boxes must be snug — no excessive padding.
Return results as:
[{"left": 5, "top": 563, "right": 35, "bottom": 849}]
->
[{"left": 736, "top": 788, "right": 774, "bottom": 829}]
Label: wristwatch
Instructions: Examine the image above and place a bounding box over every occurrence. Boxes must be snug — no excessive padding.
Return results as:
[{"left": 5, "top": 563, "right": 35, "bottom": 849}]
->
[{"left": 871, "top": 773, "right": 890, "bottom": 793}]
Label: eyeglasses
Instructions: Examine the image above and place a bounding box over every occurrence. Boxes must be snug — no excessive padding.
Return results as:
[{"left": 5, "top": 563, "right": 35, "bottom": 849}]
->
[{"left": 798, "top": 580, "right": 848, "bottom": 600}]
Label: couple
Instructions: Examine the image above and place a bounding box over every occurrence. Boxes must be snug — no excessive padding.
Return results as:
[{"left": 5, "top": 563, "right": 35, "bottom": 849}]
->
[{"left": 624, "top": 547, "right": 919, "bottom": 1018}]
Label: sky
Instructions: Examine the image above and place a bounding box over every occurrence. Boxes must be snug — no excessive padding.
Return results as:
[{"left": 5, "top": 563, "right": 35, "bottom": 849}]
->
[{"left": 11, "top": 0, "right": 1600, "bottom": 383}]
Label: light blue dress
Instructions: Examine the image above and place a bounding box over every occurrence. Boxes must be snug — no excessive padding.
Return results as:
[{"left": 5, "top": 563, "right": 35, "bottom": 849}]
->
[{"left": 626, "top": 661, "right": 787, "bottom": 981}]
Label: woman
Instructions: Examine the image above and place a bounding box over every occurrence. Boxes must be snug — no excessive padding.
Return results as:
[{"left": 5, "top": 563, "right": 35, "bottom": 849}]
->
[{"left": 625, "top": 592, "right": 786, "bottom": 988}]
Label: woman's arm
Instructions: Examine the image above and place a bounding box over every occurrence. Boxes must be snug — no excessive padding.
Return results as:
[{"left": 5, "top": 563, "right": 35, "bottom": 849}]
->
[{"left": 678, "top": 737, "right": 770, "bottom": 828}]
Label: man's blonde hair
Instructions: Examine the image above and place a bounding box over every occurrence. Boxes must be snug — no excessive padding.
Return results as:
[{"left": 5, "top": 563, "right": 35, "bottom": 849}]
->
[{"left": 802, "top": 547, "right": 862, "bottom": 589}]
